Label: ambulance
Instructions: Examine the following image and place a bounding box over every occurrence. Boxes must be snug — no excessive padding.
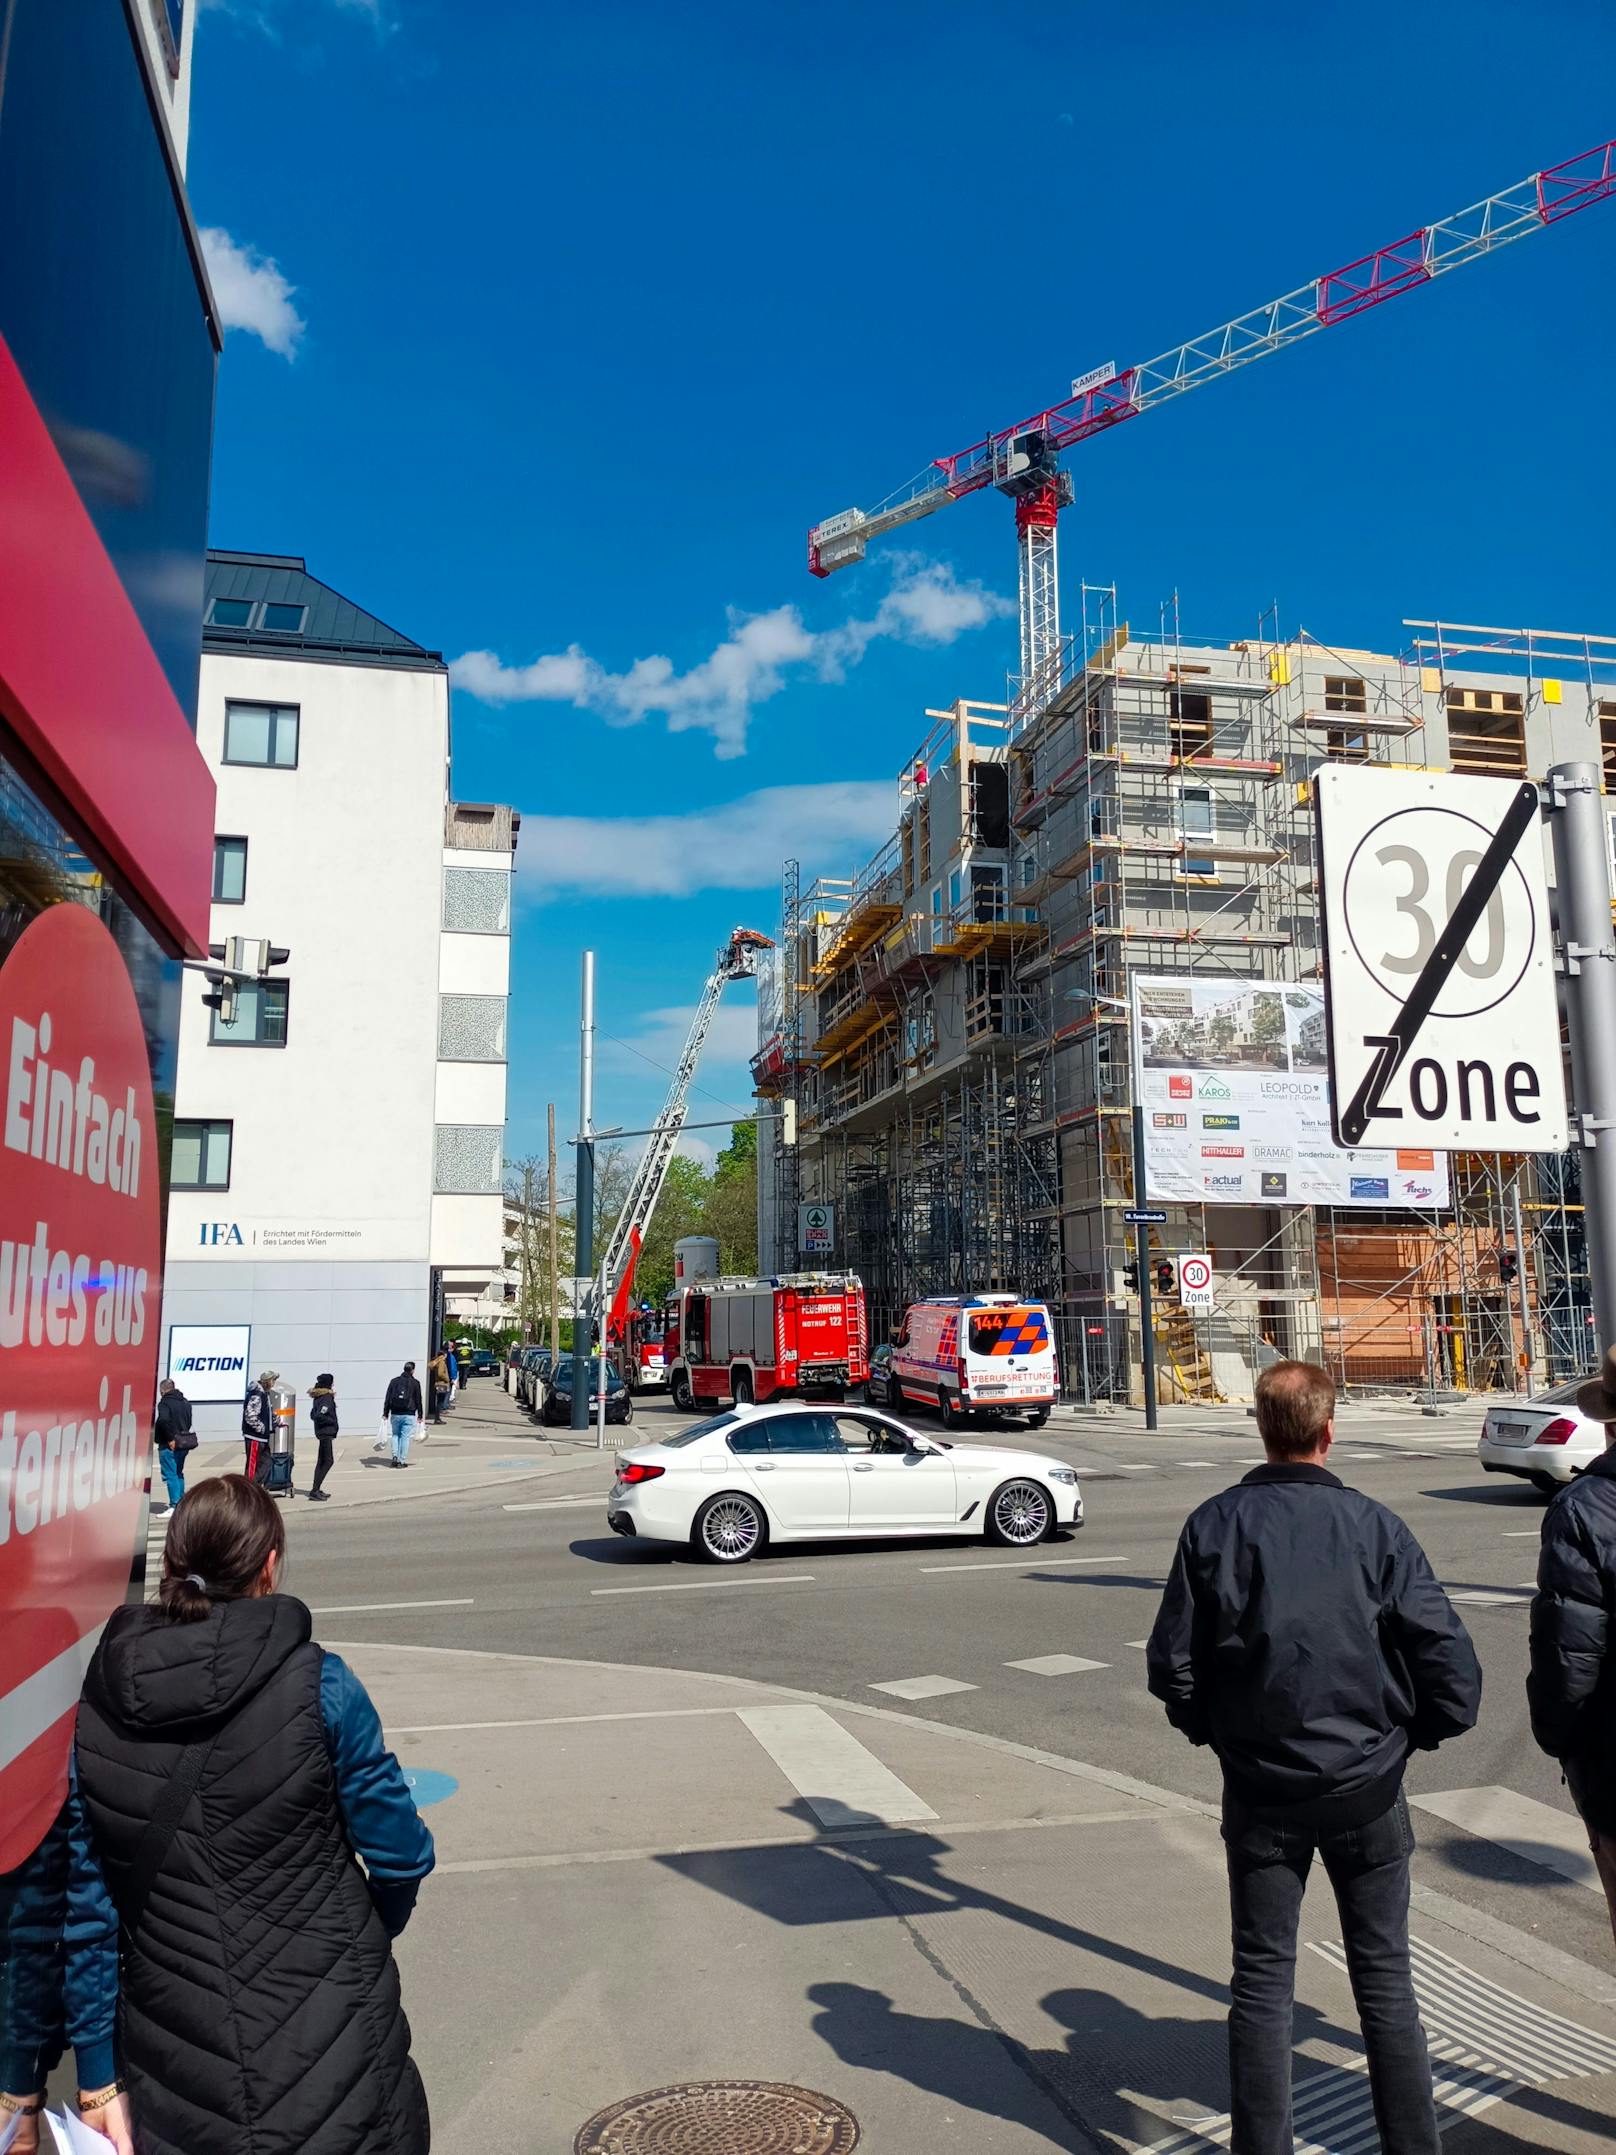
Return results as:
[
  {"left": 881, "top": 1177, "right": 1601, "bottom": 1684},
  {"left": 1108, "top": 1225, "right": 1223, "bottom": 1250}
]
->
[{"left": 890, "top": 1294, "right": 1058, "bottom": 1429}]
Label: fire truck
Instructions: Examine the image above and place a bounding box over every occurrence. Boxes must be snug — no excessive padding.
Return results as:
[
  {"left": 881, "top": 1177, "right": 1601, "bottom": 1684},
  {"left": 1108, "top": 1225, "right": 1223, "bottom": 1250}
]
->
[
  {"left": 622, "top": 1306, "right": 668, "bottom": 1391},
  {"left": 667, "top": 1273, "right": 869, "bottom": 1410}
]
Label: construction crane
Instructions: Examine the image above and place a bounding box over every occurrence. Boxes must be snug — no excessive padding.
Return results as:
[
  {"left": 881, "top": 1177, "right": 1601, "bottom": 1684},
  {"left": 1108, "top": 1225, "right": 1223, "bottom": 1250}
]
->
[
  {"left": 808, "top": 139, "right": 1616, "bottom": 691},
  {"left": 597, "top": 926, "right": 773, "bottom": 1343}
]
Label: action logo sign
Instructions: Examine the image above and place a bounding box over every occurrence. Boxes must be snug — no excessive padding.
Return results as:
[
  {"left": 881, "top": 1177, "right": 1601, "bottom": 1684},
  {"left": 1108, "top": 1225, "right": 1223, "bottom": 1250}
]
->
[{"left": 0, "top": 908, "right": 160, "bottom": 1869}]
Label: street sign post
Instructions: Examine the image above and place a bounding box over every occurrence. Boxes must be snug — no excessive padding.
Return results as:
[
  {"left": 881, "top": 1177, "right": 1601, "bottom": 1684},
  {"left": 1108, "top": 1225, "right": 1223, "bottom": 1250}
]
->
[
  {"left": 1316, "top": 768, "right": 1568, "bottom": 1154},
  {"left": 1546, "top": 763, "right": 1616, "bottom": 1353},
  {"left": 1177, "top": 1253, "right": 1215, "bottom": 1313},
  {"left": 799, "top": 1201, "right": 834, "bottom": 1255},
  {"left": 1123, "top": 1208, "right": 1168, "bottom": 1225}
]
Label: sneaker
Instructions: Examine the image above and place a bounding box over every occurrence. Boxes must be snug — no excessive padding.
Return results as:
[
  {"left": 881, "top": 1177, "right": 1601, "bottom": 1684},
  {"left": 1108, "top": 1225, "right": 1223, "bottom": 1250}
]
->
[
  {"left": 149, "top": 1503, "right": 170, "bottom": 1517},
  {"left": 309, "top": 1490, "right": 331, "bottom": 1502}
]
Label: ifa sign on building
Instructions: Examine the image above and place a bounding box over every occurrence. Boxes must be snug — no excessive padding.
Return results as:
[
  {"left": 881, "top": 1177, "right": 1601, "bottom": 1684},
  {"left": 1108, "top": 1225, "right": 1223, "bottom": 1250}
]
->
[
  {"left": 1316, "top": 768, "right": 1569, "bottom": 1154},
  {"left": 0, "top": 907, "right": 159, "bottom": 1870}
]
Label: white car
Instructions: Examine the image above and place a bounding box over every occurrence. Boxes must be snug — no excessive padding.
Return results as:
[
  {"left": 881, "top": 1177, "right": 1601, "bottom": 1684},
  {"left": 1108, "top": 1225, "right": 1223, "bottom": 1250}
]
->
[
  {"left": 1478, "top": 1379, "right": 1607, "bottom": 1493},
  {"left": 606, "top": 1401, "right": 1084, "bottom": 1563}
]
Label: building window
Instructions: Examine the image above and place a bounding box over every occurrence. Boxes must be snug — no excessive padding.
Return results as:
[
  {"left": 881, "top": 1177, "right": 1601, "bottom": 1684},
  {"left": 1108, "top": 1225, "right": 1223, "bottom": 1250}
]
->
[
  {"left": 171, "top": 1119, "right": 232, "bottom": 1190},
  {"left": 1598, "top": 701, "right": 1616, "bottom": 784},
  {"left": 1169, "top": 688, "right": 1213, "bottom": 760},
  {"left": 213, "top": 835, "right": 247, "bottom": 904},
  {"left": 442, "top": 867, "right": 512, "bottom": 935},
  {"left": 224, "top": 701, "right": 299, "bottom": 769},
  {"left": 1178, "top": 786, "right": 1214, "bottom": 838},
  {"left": 1445, "top": 685, "right": 1526, "bottom": 777},
  {"left": 210, "top": 980, "right": 289, "bottom": 1047},
  {"left": 435, "top": 1125, "right": 504, "bottom": 1194},
  {"left": 259, "top": 602, "right": 306, "bottom": 633},
  {"left": 438, "top": 993, "right": 508, "bottom": 1062},
  {"left": 207, "top": 597, "right": 253, "bottom": 628},
  {"left": 1324, "top": 675, "right": 1368, "bottom": 714}
]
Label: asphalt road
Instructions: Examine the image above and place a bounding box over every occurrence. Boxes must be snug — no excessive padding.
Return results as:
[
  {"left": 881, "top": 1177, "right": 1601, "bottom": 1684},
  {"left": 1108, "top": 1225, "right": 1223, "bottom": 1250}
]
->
[{"left": 275, "top": 1387, "right": 1616, "bottom": 1981}]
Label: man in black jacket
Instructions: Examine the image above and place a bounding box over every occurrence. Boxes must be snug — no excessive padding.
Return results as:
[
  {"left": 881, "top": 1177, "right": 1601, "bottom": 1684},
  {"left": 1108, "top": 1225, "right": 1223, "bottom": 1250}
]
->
[
  {"left": 382, "top": 1362, "right": 424, "bottom": 1470},
  {"left": 152, "top": 1378, "right": 195, "bottom": 1513},
  {"left": 242, "top": 1370, "right": 277, "bottom": 1486},
  {"left": 1528, "top": 1344, "right": 1616, "bottom": 1942},
  {"left": 1148, "top": 1360, "right": 1480, "bottom": 2155}
]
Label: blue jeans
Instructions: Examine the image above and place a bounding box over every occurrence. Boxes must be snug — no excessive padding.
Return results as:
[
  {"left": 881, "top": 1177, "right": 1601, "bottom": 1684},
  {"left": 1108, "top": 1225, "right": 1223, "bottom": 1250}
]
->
[
  {"left": 157, "top": 1447, "right": 185, "bottom": 1505},
  {"left": 1223, "top": 1788, "right": 1438, "bottom": 2155},
  {"left": 390, "top": 1411, "right": 414, "bottom": 1463}
]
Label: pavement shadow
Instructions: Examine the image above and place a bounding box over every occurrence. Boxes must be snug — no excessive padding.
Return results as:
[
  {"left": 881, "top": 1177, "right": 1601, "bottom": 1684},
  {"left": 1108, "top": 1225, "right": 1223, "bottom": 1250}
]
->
[
  {"left": 1434, "top": 1829, "right": 1596, "bottom": 1891},
  {"left": 1026, "top": 1572, "right": 1166, "bottom": 1594},
  {"left": 1421, "top": 1484, "right": 1546, "bottom": 1508}
]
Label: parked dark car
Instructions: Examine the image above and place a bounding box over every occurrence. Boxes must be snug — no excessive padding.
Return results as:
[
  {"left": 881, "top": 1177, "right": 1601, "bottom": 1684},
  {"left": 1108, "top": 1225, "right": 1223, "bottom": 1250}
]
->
[
  {"left": 863, "top": 1339, "right": 898, "bottom": 1407},
  {"left": 541, "top": 1355, "right": 632, "bottom": 1427},
  {"left": 470, "top": 1349, "right": 497, "bottom": 1376},
  {"left": 516, "top": 1346, "right": 553, "bottom": 1410}
]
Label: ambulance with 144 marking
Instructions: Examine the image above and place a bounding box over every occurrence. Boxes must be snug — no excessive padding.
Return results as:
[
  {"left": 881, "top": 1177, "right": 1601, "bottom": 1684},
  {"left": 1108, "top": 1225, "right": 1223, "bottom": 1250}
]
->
[{"left": 891, "top": 1293, "right": 1058, "bottom": 1430}]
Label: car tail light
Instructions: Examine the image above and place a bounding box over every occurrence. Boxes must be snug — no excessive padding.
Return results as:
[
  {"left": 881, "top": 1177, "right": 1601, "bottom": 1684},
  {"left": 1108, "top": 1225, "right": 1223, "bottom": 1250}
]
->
[
  {"left": 1537, "top": 1418, "right": 1577, "bottom": 1446},
  {"left": 619, "top": 1462, "right": 666, "bottom": 1484}
]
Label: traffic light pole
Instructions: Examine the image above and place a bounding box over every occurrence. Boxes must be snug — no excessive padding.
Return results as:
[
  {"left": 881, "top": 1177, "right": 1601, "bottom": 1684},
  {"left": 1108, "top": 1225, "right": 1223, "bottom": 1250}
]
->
[
  {"left": 1132, "top": 1105, "right": 1158, "bottom": 1432},
  {"left": 1547, "top": 763, "right": 1616, "bottom": 1359}
]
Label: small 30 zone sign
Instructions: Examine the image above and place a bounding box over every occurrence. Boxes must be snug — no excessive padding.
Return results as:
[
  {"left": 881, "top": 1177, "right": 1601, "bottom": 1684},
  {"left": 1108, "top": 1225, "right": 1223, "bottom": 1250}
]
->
[{"left": 1316, "top": 767, "right": 1568, "bottom": 1154}]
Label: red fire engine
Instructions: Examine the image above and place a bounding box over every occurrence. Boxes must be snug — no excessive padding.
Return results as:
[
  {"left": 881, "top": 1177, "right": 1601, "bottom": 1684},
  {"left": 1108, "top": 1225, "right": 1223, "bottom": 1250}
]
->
[{"left": 667, "top": 1274, "right": 869, "bottom": 1410}]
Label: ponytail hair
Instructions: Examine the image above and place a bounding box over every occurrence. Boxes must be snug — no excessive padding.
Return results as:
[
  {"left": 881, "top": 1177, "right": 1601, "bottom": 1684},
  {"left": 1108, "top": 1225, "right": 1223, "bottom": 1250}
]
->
[{"left": 158, "top": 1474, "right": 286, "bottom": 1623}]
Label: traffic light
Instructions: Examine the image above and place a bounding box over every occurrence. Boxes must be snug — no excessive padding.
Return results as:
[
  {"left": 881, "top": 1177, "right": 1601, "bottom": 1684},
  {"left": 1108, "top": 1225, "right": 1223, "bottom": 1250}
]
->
[
  {"left": 1155, "top": 1258, "right": 1176, "bottom": 1297},
  {"left": 1122, "top": 1261, "right": 1140, "bottom": 1295},
  {"left": 1499, "top": 1249, "right": 1519, "bottom": 1284}
]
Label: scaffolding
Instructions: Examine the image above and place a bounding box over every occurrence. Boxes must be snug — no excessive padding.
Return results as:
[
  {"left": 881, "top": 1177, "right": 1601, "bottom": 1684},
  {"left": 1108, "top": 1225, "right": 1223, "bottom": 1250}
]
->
[{"left": 768, "top": 605, "right": 1606, "bottom": 1401}]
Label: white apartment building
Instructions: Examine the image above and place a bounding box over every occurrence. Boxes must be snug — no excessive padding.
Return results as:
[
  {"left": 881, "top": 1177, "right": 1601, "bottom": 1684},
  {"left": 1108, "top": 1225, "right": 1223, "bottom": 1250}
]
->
[{"left": 160, "top": 551, "right": 517, "bottom": 1435}]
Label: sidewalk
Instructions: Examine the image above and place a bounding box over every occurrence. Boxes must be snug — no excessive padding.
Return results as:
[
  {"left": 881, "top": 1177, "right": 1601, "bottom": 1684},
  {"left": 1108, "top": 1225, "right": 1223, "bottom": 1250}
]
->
[
  {"left": 168, "top": 1378, "right": 612, "bottom": 1512},
  {"left": 344, "top": 1639, "right": 1616, "bottom": 2155}
]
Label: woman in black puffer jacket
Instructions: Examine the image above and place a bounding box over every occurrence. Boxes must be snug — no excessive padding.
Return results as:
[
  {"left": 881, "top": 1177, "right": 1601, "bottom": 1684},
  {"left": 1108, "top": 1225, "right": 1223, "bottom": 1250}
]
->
[{"left": 65, "top": 1475, "right": 433, "bottom": 2155}]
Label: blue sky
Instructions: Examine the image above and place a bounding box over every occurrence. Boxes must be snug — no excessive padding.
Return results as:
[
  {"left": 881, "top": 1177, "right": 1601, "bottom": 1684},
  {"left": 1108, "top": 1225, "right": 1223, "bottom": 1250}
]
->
[{"left": 191, "top": 0, "right": 1616, "bottom": 1164}]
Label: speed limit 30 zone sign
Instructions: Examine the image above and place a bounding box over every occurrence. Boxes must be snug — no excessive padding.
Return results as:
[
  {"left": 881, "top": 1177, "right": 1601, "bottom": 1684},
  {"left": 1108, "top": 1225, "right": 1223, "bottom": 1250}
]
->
[{"left": 1316, "top": 767, "right": 1568, "bottom": 1154}]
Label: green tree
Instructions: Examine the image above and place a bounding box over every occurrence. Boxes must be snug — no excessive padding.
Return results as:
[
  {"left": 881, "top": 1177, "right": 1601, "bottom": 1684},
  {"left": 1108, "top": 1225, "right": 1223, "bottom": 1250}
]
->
[
  {"left": 634, "top": 1153, "right": 710, "bottom": 1304},
  {"left": 705, "top": 1121, "right": 759, "bottom": 1276}
]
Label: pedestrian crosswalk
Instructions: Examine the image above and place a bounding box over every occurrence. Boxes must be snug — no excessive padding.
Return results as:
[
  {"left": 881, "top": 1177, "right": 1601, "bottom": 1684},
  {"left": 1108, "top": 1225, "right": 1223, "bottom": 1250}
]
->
[{"left": 1143, "top": 1933, "right": 1616, "bottom": 2153}]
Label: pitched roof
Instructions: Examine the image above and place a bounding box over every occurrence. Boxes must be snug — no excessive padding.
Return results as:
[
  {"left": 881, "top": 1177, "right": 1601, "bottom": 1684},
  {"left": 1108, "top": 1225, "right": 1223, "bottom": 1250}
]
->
[{"left": 203, "top": 551, "right": 445, "bottom": 671}]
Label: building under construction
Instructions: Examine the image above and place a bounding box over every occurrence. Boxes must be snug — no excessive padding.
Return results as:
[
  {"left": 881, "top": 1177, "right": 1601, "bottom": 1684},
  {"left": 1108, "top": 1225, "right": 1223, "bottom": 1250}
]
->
[{"left": 754, "top": 600, "right": 1613, "bottom": 1401}]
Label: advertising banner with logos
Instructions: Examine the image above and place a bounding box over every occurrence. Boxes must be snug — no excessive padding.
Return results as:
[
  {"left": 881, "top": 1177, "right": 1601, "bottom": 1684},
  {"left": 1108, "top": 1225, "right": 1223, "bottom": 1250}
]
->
[{"left": 1131, "top": 975, "right": 1451, "bottom": 1210}]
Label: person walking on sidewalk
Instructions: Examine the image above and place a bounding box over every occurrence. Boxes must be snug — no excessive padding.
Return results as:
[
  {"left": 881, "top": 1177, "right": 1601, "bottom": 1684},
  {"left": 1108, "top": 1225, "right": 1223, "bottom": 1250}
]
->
[
  {"left": 151, "top": 1379, "right": 195, "bottom": 1515},
  {"left": 242, "top": 1369, "right": 277, "bottom": 1485},
  {"left": 1529, "top": 1344, "right": 1616, "bottom": 1945},
  {"left": 444, "top": 1342, "right": 459, "bottom": 1409},
  {"left": 429, "top": 1346, "right": 449, "bottom": 1425},
  {"left": 56, "top": 1474, "right": 433, "bottom": 2155},
  {"left": 1147, "top": 1360, "right": 1481, "bottom": 2155},
  {"left": 383, "top": 1361, "right": 423, "bottom": 1469},
  {"left": 307, "top": 1374, "right": 340, "bottom": 1501}
]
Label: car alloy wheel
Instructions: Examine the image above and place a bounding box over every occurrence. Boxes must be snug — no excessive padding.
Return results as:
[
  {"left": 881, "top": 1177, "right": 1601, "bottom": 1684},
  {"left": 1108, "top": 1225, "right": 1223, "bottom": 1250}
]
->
[
  {"left": 987, "top": 1479, "right": 1051, "bottom": 1547},
  {"left": 696, "top": 1493, "right": 763, "bottom": 1563}
]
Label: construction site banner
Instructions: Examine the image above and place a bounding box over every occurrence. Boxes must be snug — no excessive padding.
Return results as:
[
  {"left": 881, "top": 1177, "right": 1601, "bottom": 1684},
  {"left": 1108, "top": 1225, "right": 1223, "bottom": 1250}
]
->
[{"left": 1131, "top": 975, "right": 1451, "bottom": 1210}]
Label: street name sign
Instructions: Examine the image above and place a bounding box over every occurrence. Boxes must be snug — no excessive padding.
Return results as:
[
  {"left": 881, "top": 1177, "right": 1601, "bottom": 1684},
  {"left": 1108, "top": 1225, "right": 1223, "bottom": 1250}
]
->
[
  {"left": 1123, "top": 1208, "right": 1168, "bottom": 1225},
  {"left": 1177, "top": 1253, "right": 1215, "bottom": 1312},
  {"left": 1316, "top": 767, "right": 1568, "bottom": 1154}
]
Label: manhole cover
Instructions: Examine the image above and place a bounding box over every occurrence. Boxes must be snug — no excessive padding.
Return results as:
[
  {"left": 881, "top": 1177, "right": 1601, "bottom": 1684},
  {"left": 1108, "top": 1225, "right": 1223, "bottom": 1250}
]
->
[{"left": 575, "top": 2080, "right": 859, "bottom": 2154}]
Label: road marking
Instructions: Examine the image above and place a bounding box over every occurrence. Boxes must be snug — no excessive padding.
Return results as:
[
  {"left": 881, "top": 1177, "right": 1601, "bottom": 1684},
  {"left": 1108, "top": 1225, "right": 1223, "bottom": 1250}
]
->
[
  {"left": 308, "top": 1598, "right": 475, "bottom": 1614},
  {"left": 737, "top": 1702, "right": 938, "bottom": 1828},
  {"left": 1445, "top": 1587, "right": 1533, "bottom": 1608},
  {"left": 590, "top": 1574, "right": 816, "bottom": 1596},
  {"left": 868, "top": 1674, "right": 976, "bottom": 1700},
  {"left": 1147, "top": 1930, "right": 1616, "bottom": 2155},
  {"left": 1502, "top": 1529, "right": 1540, "bottom": 1536},
  {"left": 1174, "top": 1460, "right": 1221, "bottom": 1468},
  {"left": 1005, "top": 1654, "right": 1108, "bottom": 1677},
  {"left": 389, "top": 1706, "right": 746, "bottom": 1733},
  {"left": 919, "top": 1554, "right": 1127, "bottom": 1577},
  {"left": 1410, "top": 1786, "right": 1601, "bottom": 1892},
  {"left": 1115, "top": 1464, "right": 1156, "bottom": 1471},
  {"left": 502, "top": 1497, "right": 608, "bottom": 1512},
  {"left": 1126, "top": 1640, "right": 1149, "bottom": 1650}
]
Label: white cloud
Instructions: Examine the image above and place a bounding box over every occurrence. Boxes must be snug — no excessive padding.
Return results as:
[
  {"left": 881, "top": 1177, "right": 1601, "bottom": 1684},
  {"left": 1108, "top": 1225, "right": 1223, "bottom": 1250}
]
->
[
  {"left": 451, "top": 556, "right": 1010, "bottom": 759},
  {"left": 518, "top": 779, "right": 897, "bottom": 900},
  {"left": 199, "top": 229, "right": 305, "bottom": 359}
]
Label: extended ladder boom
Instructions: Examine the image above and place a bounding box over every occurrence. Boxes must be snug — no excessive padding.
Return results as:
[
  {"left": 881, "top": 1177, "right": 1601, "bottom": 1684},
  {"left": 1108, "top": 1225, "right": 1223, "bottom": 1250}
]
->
[{"left": 597, "top": 927, "right": 772, "bottom": 1326}]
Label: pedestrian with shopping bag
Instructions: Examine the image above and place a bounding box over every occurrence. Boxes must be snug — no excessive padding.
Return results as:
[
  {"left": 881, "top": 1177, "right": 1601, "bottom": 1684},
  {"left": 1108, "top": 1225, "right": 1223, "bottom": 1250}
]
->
[
  {"left": 382, "top": 1361, "right": 423, "bottom": 1469},
  {"left": 307, "top": 1374, "right": 340, "bottom": 1501},
  {"left": 242, "top": 1369, "right": 277, "bottom": 1485},
  {"left": 429, "top": 1346, "right": 450, "bottom": 1425},
  {"left": 1148, "top": 1360, "right": 1480, "bottom": 2155},
  {"left": 151, "top": 1378, "right": 195, "bottom": 1515}
]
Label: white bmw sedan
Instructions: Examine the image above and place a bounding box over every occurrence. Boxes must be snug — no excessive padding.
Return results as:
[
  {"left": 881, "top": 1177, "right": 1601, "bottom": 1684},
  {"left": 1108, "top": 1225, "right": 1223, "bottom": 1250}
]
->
[{"left": 606, "top": 1401, "right": 1083, "bottom": 1564}]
